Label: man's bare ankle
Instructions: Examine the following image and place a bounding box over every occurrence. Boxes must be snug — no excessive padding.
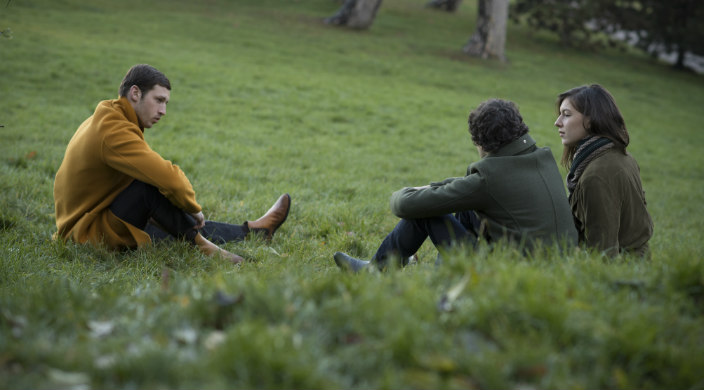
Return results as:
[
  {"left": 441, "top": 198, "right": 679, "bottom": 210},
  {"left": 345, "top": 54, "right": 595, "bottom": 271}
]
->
[
  {"left": 221, "top": 250, "right": 244, "bottom": 264},
  {"left": 194, "top": 233, "right": 243, "bottom": 264}
]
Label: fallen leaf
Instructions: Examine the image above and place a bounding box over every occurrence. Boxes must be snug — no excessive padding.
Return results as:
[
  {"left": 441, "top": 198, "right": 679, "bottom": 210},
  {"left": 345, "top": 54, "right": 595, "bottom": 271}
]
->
[
  {"left": 417, "top": 354, "right": 456, "bottom": 374},
  {"left": 203, "top": 330, "right": 226, "bottom": 350},
  {"left": 212, "top": 290, "right": 245, "bottom": 329},
  {"left": 174, "top": 295, "right": 190, "bottom": 307},
  {"left": 515, "top": 363, "right": 548, "bottom": 380},
  {"left": 341, "top": 332, "right": 363, "bottom": 345},
  {"left": 3, "top": 311, "right": 27, "bottom": 338},
  {"left": 174, "top": 327, "right": 198, "bottom": 345},
  {"left": 94, "top": 355, "right": 117, "bottom": 369},
  {"left": 437, "top": 273, "right": 471, "bottom": 312},
  {"left": 87, "top": 320, "right": 114, "bottom": 338},
  {"left": 213, "top": 290, "right": 244, "bottom": 307},
  {"left": 47, "top": 368, "right": 90, "bottom": 390},
  {"left": 161, "top": 267, "right": 170, "bottom": 291}
]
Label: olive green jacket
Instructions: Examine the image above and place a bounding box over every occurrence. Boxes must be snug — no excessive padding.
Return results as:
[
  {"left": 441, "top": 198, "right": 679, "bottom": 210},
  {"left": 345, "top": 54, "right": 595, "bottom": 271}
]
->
[
  {"left": 570, "top": 149, "right": 653, "bottom": 257},
  {"left": 390, "top": 134, "right": 577, "bottom": 250}
]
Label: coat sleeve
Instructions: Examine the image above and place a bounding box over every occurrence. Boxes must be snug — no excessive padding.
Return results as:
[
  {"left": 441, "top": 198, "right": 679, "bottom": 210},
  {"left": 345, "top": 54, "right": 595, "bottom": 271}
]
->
[
  {"left": 575, "top": 174, "right": 621, "bottom": 256},
  {"left": 100, "top": 121, "right": 201, "bottom": 214},
  {"left": 429, "top": 177, "right": 461, "bottom": 187},
  {"left": 390, "top": 174, "right": 487, "bottom": 219}
]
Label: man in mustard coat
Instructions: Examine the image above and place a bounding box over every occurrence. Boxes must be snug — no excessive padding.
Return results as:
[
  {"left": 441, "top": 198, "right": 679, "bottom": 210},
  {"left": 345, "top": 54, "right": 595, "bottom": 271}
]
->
[{"left": 54, "top": 64, "right": 290, "bottom": 263}]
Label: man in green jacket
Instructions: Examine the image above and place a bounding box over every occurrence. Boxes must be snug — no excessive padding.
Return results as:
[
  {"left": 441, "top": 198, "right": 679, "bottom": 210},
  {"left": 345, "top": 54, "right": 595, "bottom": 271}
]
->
[{"left": 334, "top": 99, "right": 578, "bottom": 272}]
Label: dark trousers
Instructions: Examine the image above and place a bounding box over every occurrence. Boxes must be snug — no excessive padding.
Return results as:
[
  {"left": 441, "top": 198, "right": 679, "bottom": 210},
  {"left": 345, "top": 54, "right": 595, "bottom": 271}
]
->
[
  {"left": 109, "top": 180, "right": 249, "bottom": 245},
  {"left": 372, "top": 211, "right": 484, "bottom": 267}
]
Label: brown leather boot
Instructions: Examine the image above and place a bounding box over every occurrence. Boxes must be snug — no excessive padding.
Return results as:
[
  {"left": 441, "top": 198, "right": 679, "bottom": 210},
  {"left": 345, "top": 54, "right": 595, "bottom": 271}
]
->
[
  {"left": 194, "top": 233, "right": 244, "bottom": 264},
  {"left": 246, "top": 193, "right": 291, "bottom": 241}
]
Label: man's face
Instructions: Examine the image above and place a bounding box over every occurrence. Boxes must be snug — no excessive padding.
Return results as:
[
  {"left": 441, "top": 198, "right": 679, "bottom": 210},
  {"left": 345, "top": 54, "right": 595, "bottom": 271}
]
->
[{"left": 132, "top": 85, "right": 170, "bottom": 129}]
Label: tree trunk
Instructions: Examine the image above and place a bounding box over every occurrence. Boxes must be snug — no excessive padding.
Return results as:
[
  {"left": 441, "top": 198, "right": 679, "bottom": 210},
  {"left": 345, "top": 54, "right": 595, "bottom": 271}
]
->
[
  {"left": 463, "top": 0, "right": 508, "bottom": 61},
  {"left": 674, "top": 45, "right": 686, "bottom": 70},
  {"left": 325, "top": 0, "right": 383, "bottom": 29},
  {"left": 426, "top": 0, "right": 462, "bottom": 12}
]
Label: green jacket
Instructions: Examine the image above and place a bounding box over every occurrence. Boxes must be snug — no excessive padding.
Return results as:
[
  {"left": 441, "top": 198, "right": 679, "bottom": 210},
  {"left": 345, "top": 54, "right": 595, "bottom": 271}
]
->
[
  {"left": 570, "top": 149, "right": 653, "bottom": 257},
  {"left": 390, "top": 134, "right": 578, "bottom": 250}
]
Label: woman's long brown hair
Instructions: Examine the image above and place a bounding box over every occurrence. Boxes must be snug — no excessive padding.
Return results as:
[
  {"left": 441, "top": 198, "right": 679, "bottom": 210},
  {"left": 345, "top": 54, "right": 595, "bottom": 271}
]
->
[{"left": 556, "top": 84, "right": 629, "bottom": 168}]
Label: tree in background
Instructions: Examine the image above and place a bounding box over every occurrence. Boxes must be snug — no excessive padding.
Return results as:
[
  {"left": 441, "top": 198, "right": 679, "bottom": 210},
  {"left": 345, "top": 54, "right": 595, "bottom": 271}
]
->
[
  {"left": 324, "top": 0, "right": 383, "bottom": 29},
  {"left": 622, "top": 0, "right": 704, "bottom": 70},
  {"left": 2, "top": 1, "right": 12, "bottom": 41},
  {"left": 426, "top": 0, "right": 462, "bottom": 12},
  {"left": 325, "top": 0, "right": 509, "bottom": 63},
  {"left": 511, "top": 0, "right": 704, "bottom": 71},
  {"left": 463, "top": 0, "right": 509, "bottom": 61},
  {"left": 510, "top": 0, "right": 605, "bottom": 47}
]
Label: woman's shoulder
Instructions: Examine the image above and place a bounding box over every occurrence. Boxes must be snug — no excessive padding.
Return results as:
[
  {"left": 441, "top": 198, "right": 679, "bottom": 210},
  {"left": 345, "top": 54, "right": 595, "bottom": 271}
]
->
[
  {"left": 581, "top": 148, "right": 639, "bottom": 182},
  {"left": 590, "top": 148, "right": 636, "bottom": 167}
]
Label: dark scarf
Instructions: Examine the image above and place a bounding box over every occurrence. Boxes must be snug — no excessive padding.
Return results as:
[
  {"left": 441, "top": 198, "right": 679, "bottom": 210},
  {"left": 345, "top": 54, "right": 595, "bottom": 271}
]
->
[{"left": 567, "top": 136, "right": 615, "bottom": 195}]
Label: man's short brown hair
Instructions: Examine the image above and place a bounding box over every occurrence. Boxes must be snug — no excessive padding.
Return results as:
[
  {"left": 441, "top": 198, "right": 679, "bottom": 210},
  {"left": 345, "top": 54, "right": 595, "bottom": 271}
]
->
[
  {"left": 118, "top": 64, "right": 171, "bottom": 97},
  {"left": 468, "top": 99, "right": 529, "bottom": 153}
]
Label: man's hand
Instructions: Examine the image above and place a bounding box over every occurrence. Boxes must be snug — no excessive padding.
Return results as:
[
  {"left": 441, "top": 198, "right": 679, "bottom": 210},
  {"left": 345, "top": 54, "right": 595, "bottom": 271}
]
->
[{"left": 191, "top": 211, "right": 205, "bottom": 229}]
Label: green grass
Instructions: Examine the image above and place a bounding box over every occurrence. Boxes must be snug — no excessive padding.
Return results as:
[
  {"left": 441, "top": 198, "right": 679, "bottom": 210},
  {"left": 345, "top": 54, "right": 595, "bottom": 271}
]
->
[{"left": 2, "top": 0, "right": 704, "bottom": 388}]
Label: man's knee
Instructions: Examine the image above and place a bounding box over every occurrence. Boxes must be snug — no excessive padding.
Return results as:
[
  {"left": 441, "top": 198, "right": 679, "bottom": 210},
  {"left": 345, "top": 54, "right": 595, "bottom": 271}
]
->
[{"left": 110, "top": 180, "right": 164, "bottom": 228}]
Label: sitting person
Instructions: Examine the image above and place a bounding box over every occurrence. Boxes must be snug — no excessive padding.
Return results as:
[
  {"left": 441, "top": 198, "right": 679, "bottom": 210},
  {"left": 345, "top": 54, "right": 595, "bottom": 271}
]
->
[
  {"left": 53, "top": 64, "right": 291, "bottom": 264},
  {"left": 555, "top": 84, "right": 653, "bottom": 257},
  {"left": 334, "top": 98, "right": 577, "bottom": 271}
]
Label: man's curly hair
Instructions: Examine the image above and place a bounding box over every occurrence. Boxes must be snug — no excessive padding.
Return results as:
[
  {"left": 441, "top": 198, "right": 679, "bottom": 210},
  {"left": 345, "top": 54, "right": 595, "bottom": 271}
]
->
[{"left": 468, "top": 99, "right": 529, "bottom": 153}]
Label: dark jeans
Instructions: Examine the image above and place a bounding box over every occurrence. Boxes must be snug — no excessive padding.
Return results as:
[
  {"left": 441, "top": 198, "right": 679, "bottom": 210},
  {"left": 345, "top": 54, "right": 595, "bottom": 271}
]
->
[
  {"left": 109, "top": 180, "right": 249, "bottom": 245},
  {"left": 372, "top": 211, "right": 485, "bottom": 267}
]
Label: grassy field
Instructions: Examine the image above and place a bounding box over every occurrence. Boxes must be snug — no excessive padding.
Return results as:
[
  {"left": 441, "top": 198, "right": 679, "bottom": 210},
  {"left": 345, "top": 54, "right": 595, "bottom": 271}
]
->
[{"left": 1, "top": 0, "right": 703, "bottom": 388}]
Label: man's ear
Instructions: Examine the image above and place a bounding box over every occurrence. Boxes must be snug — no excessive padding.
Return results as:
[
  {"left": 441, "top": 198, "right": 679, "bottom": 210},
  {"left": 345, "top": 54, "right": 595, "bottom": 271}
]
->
[{"left": 128, "top": 85, "right": 141, "bottom": 102}]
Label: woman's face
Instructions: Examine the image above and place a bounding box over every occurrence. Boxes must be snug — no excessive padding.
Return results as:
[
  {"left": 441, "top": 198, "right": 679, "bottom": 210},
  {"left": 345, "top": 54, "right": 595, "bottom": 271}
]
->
[{"left": 555, "top": 98, "right": 588, "bottom": 146}]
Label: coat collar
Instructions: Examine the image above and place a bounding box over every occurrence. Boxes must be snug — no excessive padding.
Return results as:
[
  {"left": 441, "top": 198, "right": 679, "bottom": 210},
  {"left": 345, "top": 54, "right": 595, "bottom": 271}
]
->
[
  {"left": 115, "top": 96, "right": 143, "bottom": 131},
  {"left": 488, "top": 134, "right": 536, "bottom": 157}
]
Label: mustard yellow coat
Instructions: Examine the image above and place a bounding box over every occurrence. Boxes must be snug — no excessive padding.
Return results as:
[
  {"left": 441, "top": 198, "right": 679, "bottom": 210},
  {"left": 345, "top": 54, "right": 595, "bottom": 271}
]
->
[{"left": 54, "top": 97, "right": 201, "bottom": 249}]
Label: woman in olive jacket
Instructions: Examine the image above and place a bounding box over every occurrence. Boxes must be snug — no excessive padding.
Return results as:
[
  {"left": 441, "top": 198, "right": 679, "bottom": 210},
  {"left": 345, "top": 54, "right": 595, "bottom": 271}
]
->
[{"left": 555, "top": 84, "right": 653, "bottom": 257}]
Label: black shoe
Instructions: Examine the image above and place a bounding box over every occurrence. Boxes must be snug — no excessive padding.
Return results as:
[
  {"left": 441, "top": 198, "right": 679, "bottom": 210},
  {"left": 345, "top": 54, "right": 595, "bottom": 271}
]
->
[{"left": 333, "top": 252, "right": 370, "bottom": 273}]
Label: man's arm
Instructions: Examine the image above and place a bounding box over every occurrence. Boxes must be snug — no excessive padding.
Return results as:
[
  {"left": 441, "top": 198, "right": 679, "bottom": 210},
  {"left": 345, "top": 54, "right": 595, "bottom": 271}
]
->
[
  {"left": 101, "top": 123, "right": 201, "bottom": 214},
  {"left": 389, "top": 174, "right": 487, "bottom": 219},
  {"left": 429, "top": 177, "right": 461, "bottom": 187}
]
